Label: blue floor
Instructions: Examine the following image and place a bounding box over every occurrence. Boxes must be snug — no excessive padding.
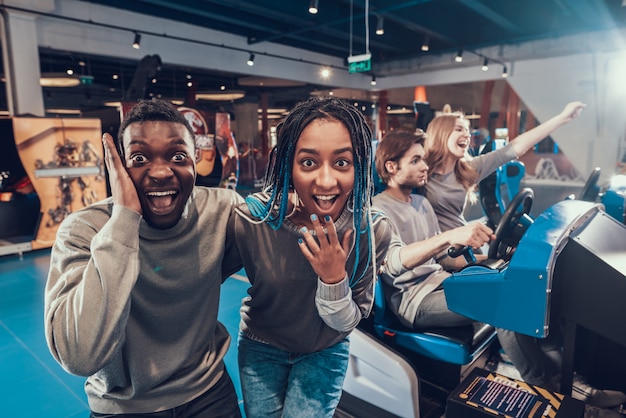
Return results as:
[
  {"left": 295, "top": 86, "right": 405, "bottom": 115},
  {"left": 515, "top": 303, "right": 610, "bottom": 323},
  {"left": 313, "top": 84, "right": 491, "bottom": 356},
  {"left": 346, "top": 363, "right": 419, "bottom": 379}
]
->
[{"left": 0, "top": 248, "right": 250, "bottom": 418}]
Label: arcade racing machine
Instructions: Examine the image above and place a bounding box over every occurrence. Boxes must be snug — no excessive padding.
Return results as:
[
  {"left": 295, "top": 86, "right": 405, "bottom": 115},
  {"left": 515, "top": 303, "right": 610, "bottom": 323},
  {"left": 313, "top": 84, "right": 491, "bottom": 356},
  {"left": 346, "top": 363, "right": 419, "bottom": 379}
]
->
[
  {"left": 572, "top": 166, "right": 625, "bottom": 225},
  {"left": 602, "top": 174, "right": 626, "bottom": 224},
  {"left": 338, "top": 188, "right": 626, "bottom": 417},
  {"left": 444, "top": 189, "right": 626, "bottom": 395}
]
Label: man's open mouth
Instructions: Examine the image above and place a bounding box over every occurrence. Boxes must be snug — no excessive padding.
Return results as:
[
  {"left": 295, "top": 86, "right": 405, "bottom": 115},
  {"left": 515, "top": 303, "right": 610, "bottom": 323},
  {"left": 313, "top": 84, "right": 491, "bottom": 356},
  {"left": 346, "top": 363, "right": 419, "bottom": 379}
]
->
[{"left": 146, "top": 190, "right": 178, "bottom": 212}]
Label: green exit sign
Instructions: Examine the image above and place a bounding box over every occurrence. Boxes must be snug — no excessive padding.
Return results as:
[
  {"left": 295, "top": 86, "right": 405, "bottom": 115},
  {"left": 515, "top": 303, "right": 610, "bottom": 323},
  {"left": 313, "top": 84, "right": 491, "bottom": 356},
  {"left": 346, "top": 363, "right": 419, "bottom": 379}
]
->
[
  {"left": 80, "top": 75, "right": 94, "bottom": 85},
  {"left": 348, "top": 59, "right": 371, "bottom": 73},
  {"left": 347, "top": 53, "right": 372, "bottom": 74}
]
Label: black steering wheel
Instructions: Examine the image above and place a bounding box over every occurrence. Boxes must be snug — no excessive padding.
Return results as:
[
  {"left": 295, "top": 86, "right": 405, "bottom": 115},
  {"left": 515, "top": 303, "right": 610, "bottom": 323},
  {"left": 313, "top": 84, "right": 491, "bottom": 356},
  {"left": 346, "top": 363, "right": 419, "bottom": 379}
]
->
[
  {"left": 488, "top": 188, "right": 534, "bottom": 260},
  {"left": 579, "top": 167, "right": 601, "bottom": 202}
]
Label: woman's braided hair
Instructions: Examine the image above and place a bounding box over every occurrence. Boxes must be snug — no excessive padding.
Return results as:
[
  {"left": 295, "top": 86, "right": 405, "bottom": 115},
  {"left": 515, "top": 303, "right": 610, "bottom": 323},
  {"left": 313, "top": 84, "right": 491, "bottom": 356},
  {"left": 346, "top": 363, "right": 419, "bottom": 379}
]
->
[{"left": 246, "top": 96, "right": 374, "bottom": 287}]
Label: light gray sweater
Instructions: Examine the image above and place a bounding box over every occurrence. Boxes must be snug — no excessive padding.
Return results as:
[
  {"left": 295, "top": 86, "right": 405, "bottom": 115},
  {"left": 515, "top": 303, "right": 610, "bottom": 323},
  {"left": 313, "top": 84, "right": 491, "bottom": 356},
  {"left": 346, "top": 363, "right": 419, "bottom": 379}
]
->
[
  {"left": 425, "top": 143, "right": 518, "bottom": 232},
  {"left": 44, "top": 187, "right": 244, "bottom": 414},
  {"left": 372, "top": 191, "right": 449, "bottom": 328}
]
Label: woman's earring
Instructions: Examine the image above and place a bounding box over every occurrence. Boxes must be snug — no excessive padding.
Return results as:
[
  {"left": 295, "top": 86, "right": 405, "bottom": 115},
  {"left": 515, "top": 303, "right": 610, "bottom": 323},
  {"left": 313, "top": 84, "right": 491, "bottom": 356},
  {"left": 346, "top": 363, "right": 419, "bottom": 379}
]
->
[
  {"left": 346, "top": 195, "right": 354, "bottom": 213},
  {"left": 286, "top": 189, "right": 300, "bottom": 218}
]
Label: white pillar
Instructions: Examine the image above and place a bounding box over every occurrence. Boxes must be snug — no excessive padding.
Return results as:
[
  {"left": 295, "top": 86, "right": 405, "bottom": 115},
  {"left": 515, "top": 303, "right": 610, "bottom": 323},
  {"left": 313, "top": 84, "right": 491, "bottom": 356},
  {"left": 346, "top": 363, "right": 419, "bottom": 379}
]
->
[{"left": 1, "top": 9, "right": 44, "bottom": 116}]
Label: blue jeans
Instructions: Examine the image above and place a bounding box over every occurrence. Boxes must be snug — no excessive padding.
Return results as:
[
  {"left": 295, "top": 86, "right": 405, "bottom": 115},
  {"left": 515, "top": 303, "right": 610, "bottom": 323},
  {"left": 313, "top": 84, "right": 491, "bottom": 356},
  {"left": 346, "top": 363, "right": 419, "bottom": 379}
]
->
[{"left": 238, "top": 333, "right": 350, "bottom": 418}]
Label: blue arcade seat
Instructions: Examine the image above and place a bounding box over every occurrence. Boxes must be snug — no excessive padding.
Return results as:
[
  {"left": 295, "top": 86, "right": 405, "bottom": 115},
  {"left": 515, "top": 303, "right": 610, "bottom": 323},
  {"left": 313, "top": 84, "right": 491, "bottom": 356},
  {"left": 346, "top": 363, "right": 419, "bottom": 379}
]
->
[{"left": 371, "top": 279, "right": 496, "bottom": 366}]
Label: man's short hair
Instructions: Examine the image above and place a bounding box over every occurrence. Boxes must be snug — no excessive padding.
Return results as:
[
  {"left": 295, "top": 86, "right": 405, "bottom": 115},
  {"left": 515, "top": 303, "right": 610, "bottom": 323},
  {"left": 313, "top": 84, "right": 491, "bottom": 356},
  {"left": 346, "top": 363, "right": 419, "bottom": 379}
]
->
[
  {"left": 116, "top": 99, "right": 195, "bottom": 157},
  {"left": 375, "top": 130, "right": 426, "bottom": 185}
]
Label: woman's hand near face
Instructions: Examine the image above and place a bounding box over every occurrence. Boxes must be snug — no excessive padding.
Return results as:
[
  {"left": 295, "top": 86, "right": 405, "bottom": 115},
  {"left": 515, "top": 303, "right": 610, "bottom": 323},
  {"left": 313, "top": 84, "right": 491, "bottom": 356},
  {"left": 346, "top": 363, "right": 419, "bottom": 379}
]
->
[
  {"left": 102, "top": 133, "right": 142, "bottom": 215},
  {"left": 298, "top": 214, "right": 353, "bottom": 284}
]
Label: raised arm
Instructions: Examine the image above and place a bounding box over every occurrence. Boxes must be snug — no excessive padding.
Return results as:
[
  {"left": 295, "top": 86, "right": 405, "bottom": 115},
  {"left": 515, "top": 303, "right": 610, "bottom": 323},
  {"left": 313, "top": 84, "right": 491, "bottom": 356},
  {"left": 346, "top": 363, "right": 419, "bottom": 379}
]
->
[{"left": 510, "top": 101, "right": 586, "bottom": 157}]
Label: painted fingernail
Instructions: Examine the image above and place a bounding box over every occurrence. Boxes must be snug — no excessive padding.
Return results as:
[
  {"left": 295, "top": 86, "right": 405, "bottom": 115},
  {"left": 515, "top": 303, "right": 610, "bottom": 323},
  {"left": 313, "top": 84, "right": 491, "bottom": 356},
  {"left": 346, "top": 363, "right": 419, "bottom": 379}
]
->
[
  {"left": 324, "top": 215, "right": 331, "bottom": 221},
  {"left": 310, "top": 214, "right": 317, "bottom": 221},
  {"left": 300, "top": 227, "right": 308, "bottom": 234},
  {"left": 298, "top": 238, "right": 303, "bottom": 244}
]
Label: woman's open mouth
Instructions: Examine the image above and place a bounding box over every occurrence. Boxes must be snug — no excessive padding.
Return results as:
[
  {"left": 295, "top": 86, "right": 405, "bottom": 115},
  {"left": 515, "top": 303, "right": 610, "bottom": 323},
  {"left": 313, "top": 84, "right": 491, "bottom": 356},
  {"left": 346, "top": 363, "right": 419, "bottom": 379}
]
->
[{"left": 314, "top": 194, "right": 338, "bottom": 211}]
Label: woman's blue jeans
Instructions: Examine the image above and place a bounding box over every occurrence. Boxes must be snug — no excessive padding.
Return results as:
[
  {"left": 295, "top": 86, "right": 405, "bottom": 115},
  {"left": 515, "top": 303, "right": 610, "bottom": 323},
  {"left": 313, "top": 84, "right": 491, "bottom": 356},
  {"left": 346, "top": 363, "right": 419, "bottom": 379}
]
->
[{"left": 238, "top": 333, "right": 349, "bottom": 418}]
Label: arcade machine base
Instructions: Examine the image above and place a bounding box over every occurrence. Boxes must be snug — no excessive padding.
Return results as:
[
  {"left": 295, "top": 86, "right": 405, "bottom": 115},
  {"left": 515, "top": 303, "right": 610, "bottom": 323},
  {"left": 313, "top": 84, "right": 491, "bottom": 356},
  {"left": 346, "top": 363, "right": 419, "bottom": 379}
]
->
[
  {"left": 0, "top": 238, "right": 32, "bottom": 257},
  {"left": 447, "top": 368, "right": 584, "bottom": 418}
]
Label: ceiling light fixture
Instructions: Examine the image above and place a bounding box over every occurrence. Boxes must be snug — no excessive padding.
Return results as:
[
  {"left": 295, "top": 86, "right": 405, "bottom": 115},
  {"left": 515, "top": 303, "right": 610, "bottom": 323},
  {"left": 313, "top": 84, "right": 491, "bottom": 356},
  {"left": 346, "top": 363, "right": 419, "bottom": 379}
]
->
[
  {"left": 308, "top": 0, "right": 319, "bottom": 14},
  {"left": 39, "top": 73, "right": 81, "bottom": 87},
  {"left": 376, "top": 15, "right": 384, "bottom": 35},
  {"left": 370, "top": 75, "right": 377, "bottom": 86},
  {"left": 132, "top": 32, "right": 141, "bottom": 49},
  {"left": 19, "top": 8, "right": 353, "bottom": 77},
  {"left": 46, "top": 108, "right": 82, "bottom": 115},
  {"left": 247, "top": 53, "right": 255, "bottom": 66},
  {"left": 196, "top": 90, "right": 246, "bottom": 101},
  {"left": 455, "top": 50, "right": 463, "bottom": 62},
  {"left": 481, "top": 58, "right": 489, "bottom": 71},
  {"left": 257, "top": 108, "right": 288, "bottom": 114},
  {"left": 386, "top": 107, "right": 412, "bottom": 115},
  {"left": 421, "top": 37, "right": 430, "bottom": 52}
]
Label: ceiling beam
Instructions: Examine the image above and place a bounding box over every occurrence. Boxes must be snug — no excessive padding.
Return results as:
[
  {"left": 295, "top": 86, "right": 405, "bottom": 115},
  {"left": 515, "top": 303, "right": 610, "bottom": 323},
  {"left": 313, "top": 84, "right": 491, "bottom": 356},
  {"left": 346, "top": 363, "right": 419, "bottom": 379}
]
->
[
  {"left": 456, "top": 0, "right": 523, "bottom": 34},
  {"left": 248, "top": 0, "right": 434, "bottom": 45}
]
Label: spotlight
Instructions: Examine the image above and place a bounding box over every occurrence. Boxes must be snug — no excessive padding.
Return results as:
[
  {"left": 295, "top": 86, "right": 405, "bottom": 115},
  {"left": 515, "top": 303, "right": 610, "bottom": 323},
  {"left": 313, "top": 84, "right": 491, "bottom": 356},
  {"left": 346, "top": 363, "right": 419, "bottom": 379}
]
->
[
  {"left": 481, "top": 58, "right": 489, "bottom": 71},
  {"left": 454, "top": 50, "right": 463, "bottom": 63},
  {"left": 376, "top": 15, "right": 384, "bottom": 35},
  {"left": 247, "top": 53, "right": 255, "bottom": 66},
  {"left": 421, "top": 37, "right": 429, "bottom": 52},
  {"left": 371, "top": 75, "right": 377, "bottom": 86},
  {"left": 132, "top": 32, "right": 141, "bottom": 49},
  {"left": 309, "top": 0, "right": 319, "bottom": 14},
  {"left": 502, "top": 65, "right": 508, "bottom": 78}
]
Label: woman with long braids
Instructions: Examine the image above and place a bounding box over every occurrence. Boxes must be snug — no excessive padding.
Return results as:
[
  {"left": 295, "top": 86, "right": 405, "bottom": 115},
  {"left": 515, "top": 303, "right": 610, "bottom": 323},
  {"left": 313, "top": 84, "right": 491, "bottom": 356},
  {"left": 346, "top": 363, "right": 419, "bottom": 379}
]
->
[{"left": 229, "top": 97, "right": 424, "bottom": 418}]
